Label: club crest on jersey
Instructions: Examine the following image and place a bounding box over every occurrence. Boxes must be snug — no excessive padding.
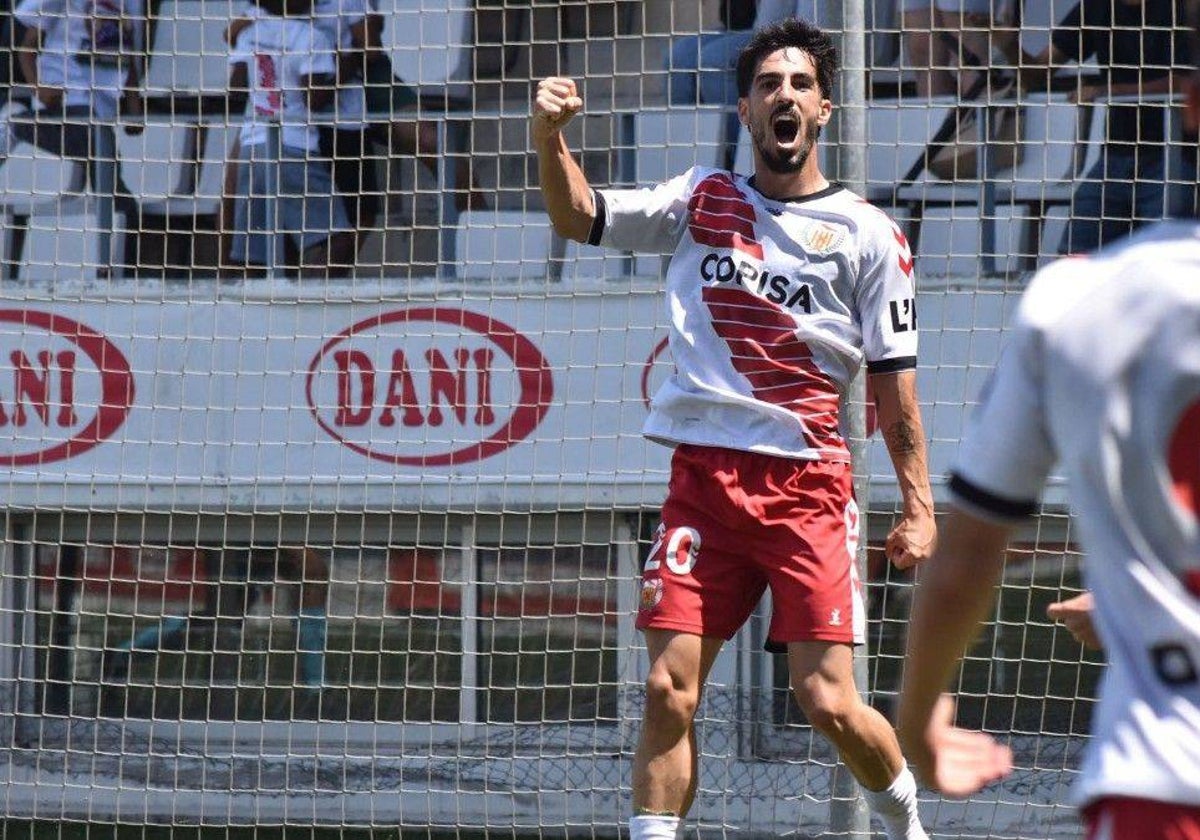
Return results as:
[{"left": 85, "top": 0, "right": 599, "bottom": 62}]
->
[
  {"left": 799, "top": 221, "right": 845, "bottom": 255},
  {"left": 640, "top": 578, "right": 664, "bottom": 611}
]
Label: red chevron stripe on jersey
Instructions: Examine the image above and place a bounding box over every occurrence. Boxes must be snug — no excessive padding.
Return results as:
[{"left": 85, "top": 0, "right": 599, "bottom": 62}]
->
[
  {"left": 1169, "top": 397, "right": 1200, "bottom": 517},
  {"left": 703, "top": 285, "right": 845, "bottom": 452},
  {"left": 895, "top": 228, "right": 913, "bottom": 276},
  {"left": 688, "top": 173, "right": 764, "bottom": 260},
  {"left": 854, "top": 195, "right": 913, "bottom": 276}
]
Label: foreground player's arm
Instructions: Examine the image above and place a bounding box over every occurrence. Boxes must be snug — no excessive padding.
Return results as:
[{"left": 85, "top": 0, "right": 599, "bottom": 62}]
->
[
  {"left": 896, "top": 507, "right": 1014, "bottom": 796},
  {"left": 1047, "top": 591, "right": 1101, "bottom": 649},
  {"left": 898, "top": 266, "right": 1064, "bottom": 797},
  {"left": 531, "top": 76, "right": 594, "bottom": 242},
  {"left": 872, "top": 369, "right": 935, "bottom": 570}
]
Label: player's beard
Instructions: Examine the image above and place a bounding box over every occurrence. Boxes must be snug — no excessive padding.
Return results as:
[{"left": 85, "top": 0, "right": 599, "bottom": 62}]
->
[{"left": 750, "top": 110, "right": 820, "bottom": 175}]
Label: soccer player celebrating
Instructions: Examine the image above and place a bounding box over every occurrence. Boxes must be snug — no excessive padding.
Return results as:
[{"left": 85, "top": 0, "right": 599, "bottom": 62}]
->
[
  {"left": 896, "top": 4, "right": 1200, "bottom": 836},
  {"left": 532, "top": 17, "right": 935, "bottom": 840}
]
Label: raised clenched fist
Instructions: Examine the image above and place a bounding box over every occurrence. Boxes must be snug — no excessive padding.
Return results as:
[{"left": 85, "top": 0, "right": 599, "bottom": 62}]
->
[{"left": 531, "top": 77, "right": 583, "bottom": 144}]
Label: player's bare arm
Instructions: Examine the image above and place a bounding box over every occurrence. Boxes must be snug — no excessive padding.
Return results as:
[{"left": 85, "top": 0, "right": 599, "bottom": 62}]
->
[
  {"left": 872, "top": 369, "right": 936, "bottom": 569},
  {"left": 532, "top": 77, "right": 595, "bottom": 243},
  {"left": 897, "top": 509, "right": 1014, "bottom": 797},
  {"left": 1047, "top": 591, "right": 1101, "bottom": 650}
]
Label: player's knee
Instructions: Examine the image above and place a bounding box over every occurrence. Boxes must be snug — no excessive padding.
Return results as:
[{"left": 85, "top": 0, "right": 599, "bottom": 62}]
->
[
  {"left": 643, "top": 668, "right": 699, "bottom": 725},
  {"left": 792, "top": 681, "right": 854, "bottom": 736}
]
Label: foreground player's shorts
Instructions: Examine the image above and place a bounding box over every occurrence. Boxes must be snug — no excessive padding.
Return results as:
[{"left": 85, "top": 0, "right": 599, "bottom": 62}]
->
[
  {"left": 635, "top": 443, "right": 864, "bottom": 646},
  {"left": 1083, "top": 796, "right": 1200, "bottom": 840}
]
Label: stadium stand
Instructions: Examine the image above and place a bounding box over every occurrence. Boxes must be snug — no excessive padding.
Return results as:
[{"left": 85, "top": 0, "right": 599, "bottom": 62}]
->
[
  {"left": 0, "top": 114, "right": 126, "bottom": 280},
  {"left": 0, "top": 0, "right": 1179, "bottom": 283}
]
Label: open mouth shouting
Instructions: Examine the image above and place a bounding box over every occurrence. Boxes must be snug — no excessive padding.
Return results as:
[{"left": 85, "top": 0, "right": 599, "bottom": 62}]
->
[{"left": 772, "top": 110, "right": 802, "bottom": 148}]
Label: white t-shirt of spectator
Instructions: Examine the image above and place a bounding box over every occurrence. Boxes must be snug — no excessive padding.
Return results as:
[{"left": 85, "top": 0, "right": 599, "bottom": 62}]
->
[
  {"left": 949, "top": 220, "right": 1200, "bottom": 811},
  {"left": 14, "top": 0, "right": 145, "bottom": 119},
  {"left": 591, "top": 167, "right": 918, "bottom": 462},
  {"left": 311, "top": 0, "right": 368, "bottom": 128},
  {"left": 229, "top": 15, "right": 336, "bottom": 152},
  {"left": 239, "top": 0, "right": 368, "bottom": 128}
]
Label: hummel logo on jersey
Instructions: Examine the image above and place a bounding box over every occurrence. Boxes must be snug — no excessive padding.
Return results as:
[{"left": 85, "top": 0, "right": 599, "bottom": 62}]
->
[{"left": 687, "top": 173, "right": 764, "bottom": 260}]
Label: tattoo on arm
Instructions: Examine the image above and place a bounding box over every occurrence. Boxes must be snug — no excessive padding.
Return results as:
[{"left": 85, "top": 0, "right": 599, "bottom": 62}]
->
[{"left": 884, "top": 420, "right": 919, "bottom": 456}]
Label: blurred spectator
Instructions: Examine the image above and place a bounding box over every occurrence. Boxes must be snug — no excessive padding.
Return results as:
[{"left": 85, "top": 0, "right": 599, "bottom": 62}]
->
[
  {"left": 224, "top": 0, "right": 354, "bottom": 278},
  {"left": 111, "top": 546, "right": 330, "bottom": 689},
  {"left": 223, "top": 0, "right": 440, "bottom": 265},
  {"left": 0, "top": 0, "right": 146, "bottom": 272},
  {"left": 664, "top": 1, "right": 827, "bottom": 107},
  {"left": 1023, "top": 0, "right": 1193, "bottom": 254},
  {"left": 900, "top": 0, "right": 1018, "bottom": 98},
  {"left": 663, "top": 0, "right": 758, "bottom": 105}
]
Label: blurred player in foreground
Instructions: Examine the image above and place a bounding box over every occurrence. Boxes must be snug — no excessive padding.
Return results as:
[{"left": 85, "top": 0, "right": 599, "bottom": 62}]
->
[
  {"left": 897, "top": 6, "right": 1200, "bottom": 835},
  {"left": 533, "top": 17, "right": 935, "bottom": 840}
]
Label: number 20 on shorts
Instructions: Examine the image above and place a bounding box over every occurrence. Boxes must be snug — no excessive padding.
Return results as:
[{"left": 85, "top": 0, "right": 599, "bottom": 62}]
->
[{"left": 645, "top": 525, "right": 702, "bottom": 575}]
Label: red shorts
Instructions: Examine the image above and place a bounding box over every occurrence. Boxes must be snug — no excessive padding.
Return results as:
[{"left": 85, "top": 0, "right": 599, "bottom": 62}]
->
[
  {"left": 636, "top": 444, "right": 864, "bottom": 646},
  {"left": 1083, "top": 797, "right": 1200, "bottom": 840}
]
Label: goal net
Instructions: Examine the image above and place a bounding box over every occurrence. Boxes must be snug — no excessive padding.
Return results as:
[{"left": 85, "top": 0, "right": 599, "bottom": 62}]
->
[{"left": 0, "top": 0, "right": 1177, "bottom": 837}]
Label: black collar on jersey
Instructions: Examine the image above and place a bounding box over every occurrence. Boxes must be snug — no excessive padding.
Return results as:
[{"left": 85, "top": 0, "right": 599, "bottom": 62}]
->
[{"left": 746, "top": 177, "right": 844, "bottom": 205}]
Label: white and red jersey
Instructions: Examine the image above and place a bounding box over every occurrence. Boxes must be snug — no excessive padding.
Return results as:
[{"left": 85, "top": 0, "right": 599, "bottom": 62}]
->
[
  {"left": 949, "top": 220, "right": 1200, "bottom": 810},
  {"left": 228, "top": 16, "right": 336, "bottom": 152},
  {"left": 591, "top": 167, "right": 917, "bottom": 461},
  {"left": 15, "top": 0, "right": 145, "bottom": 119}
]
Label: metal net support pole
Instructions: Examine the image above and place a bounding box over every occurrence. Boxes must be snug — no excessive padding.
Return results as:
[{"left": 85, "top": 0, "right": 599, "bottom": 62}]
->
[{"left": 825, "top": 1, "right": 873, "bottom": 837}]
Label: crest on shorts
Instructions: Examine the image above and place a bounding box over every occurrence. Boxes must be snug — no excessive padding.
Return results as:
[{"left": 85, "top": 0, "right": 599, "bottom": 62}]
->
[
  {"left": 640, "top": 578, "right": 664, "bottom": 611},
  {"left": 799, "top": 221, "right": 844, "bottom": 255}
]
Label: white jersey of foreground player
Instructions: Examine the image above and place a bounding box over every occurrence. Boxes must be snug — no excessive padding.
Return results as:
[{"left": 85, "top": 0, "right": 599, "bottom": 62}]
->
[
  {"left": 948, "top": 219, "right": 1200, "bottom": 810},
  {"left": 591, "top": 166, "right": 918, "bottom": 462}
]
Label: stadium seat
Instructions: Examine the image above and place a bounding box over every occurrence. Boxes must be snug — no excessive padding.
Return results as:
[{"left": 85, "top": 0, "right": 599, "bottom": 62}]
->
[
  {"left": 1018, "top": 0, "right": 1079, "bottom": 58},
  {"left": 1038, "top": 204, "right": 1072, "bottom": 266},
  {"left": 993, "top": 94, "right": 1100, "bottom": 270},
  {"left": 865, "top": 98, "right": 956, "bottom": 195},
  {"left": 145, "top": 0, "right": 235, "bottom": 104},
  {"left": 17, "top": 209, "right": 114, "bottom": 282},
  {"left": 379, "top": 0, "right": 471, "bottom": 90},
  {"left": 877, "top": 93, "right": 1100, "bottom": 277},
  {"left": 128, "top": 122, "right": 235, "bottom": 276},
  {"left": 635, "top": 107, "right": 740, "bottom": 184},
  {"left": 454, "top": 210, "right": 553, "bottom": 281},
  {"left": 0, "top": 106, "right": 127, "bottom": 280},
  {"left": 559, "top": 239, "right": 633, "bottom": 281},
  {"left": 118, "top": 122, "right": 194, "bottom": 208}
]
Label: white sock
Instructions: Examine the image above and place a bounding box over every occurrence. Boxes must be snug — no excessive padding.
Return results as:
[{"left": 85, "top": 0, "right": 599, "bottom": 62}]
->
[
  {"left": 629, "top": 813, "right": 682, "bottom": 840},
  {"left": 861, "top": 765, "right": 928, "bottom": 840}
]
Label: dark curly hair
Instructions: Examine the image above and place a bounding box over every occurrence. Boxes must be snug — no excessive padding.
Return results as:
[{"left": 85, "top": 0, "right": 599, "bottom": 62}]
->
[{"left": 735, "top": 18, "right": 839, "bottom": 100}]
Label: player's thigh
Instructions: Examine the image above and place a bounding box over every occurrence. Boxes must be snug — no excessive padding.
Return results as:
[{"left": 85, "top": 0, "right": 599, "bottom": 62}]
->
[
  {"left": 635, "top": 448, "right": 767, "bottom": 640},
  {"left": 759, "top": 459, "right": 863, "bottom": 647},
  {"left": 636, "top": 515, "right": 765, "bottom": 640},
  {"left": 1083, "top": 797, "right": 1200, "bottom": 840}
]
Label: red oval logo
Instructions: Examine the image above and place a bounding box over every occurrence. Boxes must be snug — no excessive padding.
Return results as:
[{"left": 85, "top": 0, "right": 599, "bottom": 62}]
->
[
  {"left": 0, "top": 309, "right": 135, "bottom": 466},
  {"left": 306, "top": 307, "right": 554, "bottom": 467}
]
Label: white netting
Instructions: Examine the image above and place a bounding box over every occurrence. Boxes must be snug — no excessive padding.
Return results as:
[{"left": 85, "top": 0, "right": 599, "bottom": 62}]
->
[{"left": 0, "top": 0, "right": 1179, "bottom": 837}]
